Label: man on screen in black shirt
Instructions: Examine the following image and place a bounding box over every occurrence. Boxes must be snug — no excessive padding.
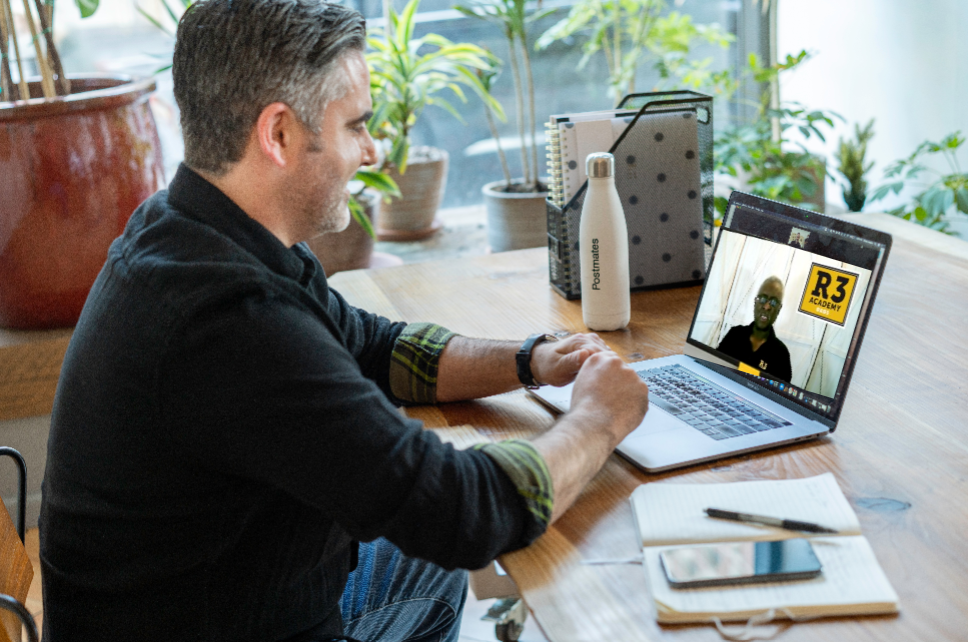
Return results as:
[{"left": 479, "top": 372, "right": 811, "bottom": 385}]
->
[{"left": 717, "top": 276, "right": 793, "bottom": 382}]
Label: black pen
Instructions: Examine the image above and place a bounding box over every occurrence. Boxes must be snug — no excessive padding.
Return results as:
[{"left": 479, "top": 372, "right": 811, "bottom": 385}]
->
[{"left": 704, "top": 507, "right": 839, "bottom": 534}]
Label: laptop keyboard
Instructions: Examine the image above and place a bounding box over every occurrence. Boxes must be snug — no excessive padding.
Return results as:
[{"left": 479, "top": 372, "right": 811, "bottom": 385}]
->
[{"left": 637, "top": 365, "right": 792, "bottom": 441}]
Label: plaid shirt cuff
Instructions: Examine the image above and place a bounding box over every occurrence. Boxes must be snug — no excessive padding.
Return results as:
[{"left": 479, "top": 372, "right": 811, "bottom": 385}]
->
[
  {"left": 389, "top": 323, "right": 457, "bottom": 404},
  {"left": 475, "top": 439, "right": 554, "bottom": 528}
]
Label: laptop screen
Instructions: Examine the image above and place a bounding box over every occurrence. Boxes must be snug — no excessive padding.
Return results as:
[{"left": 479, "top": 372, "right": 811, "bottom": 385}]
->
[{"left": 685, "top": 195, "right": 890, "bottom": 425}]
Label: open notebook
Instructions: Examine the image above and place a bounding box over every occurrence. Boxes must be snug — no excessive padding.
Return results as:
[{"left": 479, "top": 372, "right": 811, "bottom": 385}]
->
[{"left": 631, "top": 474, "right": 899, "bottom": 623}]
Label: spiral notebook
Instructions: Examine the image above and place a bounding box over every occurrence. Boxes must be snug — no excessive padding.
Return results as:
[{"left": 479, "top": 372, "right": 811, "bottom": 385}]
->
[
  {"left": 546, "top": 110, "right": 635, "bottom": 207},
  {"left": 545, "top": 108, "right": 702, "bottom": 210}
]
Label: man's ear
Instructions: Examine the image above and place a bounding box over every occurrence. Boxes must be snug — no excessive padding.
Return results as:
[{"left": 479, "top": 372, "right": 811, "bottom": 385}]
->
[{"left": 254, "top": 102, "right": 299, "bottom": 168}]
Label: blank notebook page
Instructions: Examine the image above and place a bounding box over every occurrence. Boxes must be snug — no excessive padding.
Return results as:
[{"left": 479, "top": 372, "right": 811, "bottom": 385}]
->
[{"left": 631, "top": 473, "right": 862, "bottom": 546}]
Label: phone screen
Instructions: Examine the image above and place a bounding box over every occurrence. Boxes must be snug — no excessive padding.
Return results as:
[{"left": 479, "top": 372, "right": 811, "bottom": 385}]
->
[{"left": 660, "top": 539, "right": 822, "bottom": 589}]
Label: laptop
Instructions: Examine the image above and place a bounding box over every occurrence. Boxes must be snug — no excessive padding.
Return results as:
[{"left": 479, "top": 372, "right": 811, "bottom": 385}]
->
[{"left": 531, "top": 192, "right": 892, "bottom": 472}]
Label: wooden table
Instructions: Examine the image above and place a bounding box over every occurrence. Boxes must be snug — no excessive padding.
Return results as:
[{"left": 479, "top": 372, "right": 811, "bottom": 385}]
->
[{"left": 330, "top": 212, "right": 968, "bottom": 642}]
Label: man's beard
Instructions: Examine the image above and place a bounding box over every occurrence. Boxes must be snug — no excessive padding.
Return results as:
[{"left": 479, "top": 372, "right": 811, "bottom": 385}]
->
[{"left": 311, "top": 191, "right": 351, "bottom": 236}]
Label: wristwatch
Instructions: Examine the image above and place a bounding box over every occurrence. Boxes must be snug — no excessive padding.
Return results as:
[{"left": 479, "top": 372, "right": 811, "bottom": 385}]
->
[{"left": 516, "top": 333, "right": 558, "bottom": 389}]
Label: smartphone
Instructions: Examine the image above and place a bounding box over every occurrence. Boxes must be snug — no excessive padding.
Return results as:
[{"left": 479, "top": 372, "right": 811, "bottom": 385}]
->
[{"left": 660, "top": 539, "right": 822, "bottom": 589}]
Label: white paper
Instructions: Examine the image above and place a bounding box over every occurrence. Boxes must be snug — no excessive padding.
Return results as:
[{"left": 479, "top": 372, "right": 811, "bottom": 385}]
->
[{"left": 631, "top": 473, "right": 862, "bottom": 546}]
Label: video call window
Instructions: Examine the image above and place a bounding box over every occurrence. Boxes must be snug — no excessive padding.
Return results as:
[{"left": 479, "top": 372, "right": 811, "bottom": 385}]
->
[{"left": 689, "top": 229, "right": 873, "bottom": 399}]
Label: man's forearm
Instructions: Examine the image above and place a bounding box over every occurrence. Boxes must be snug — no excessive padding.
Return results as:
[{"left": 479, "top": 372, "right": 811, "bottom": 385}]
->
[
  {"left": 529, "top": 408, "right": 621, "bottom": 524},
  {"left": 435, "top": 333, "right": 610, "bottom": 403},
  {"left": 435, "top": 336, "right": 521, "bottom": 403}
]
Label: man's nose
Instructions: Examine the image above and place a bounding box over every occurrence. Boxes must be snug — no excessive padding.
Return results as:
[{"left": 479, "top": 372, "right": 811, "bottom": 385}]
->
[{"left": 361, "top": 130, "right": 378, "bottom": 167}]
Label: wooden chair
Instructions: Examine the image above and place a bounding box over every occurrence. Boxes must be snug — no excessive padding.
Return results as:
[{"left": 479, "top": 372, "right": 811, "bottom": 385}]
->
[{"left": 0, "top": 448, "right": 38, "bottom": 642}]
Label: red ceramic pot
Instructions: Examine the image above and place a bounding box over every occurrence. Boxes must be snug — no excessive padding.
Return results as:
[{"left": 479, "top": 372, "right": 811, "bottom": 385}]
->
[{"left": 0, "top": 75, "right": 164, "bottom": 329}]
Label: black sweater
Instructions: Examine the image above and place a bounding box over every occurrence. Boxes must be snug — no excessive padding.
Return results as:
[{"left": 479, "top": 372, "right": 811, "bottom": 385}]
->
[{"left": 39, "top": 166, "right": 542, "bottom": 641}]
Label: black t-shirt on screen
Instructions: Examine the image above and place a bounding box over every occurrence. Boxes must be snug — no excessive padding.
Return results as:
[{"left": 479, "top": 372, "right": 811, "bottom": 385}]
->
[{"left": 717, "top": 323, "right": 793, "bottom": 383}]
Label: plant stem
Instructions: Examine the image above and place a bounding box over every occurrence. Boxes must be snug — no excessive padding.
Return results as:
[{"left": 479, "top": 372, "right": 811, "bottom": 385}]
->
[
  {"left": 768, "top": 1, "right": 780, "bottom": 142},
  {"left": 383, "top": 0, "right": 393, "bottom": 40},
  {"left": 506, "top": 27, "right": 531, "bottom": 184},
  {"left": 2, "top": 0, "right": 30, "bottom": 100},
  {"left": 19, "top": 0, "right": 55, "bottom": 98},
  {"left": 518, "top": 32, "right": 539, "bottom": 189},
  {"left": 0, "top": 0, "right": 14, "bottom": 101},
  {"left": 484, "top": 100, "right": 512, "bottom": 188},
  {"left": 629, "top": 2, "right": 658, "bottom": 96},
  {"left": 613, "top": 0, "right": 621, "bottom": 99},
  {"left": 32, "top": 0, "right": 69, "bottom": 95},
  {"left": 592, "top": 0, "right": 614, "bottom": 79}
]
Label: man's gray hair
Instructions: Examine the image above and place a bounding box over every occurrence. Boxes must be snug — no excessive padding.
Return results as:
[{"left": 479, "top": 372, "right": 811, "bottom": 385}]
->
[{"left": 173, "top": 0, "right": 366, "bottom": 175}]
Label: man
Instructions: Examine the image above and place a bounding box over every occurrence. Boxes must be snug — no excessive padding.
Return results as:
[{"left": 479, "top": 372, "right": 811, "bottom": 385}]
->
[
  {"left": 717, "top": 276, "right": 793, "bottom": 382},
  {"left": 38, "top": 1, "right": 650, "bottom": 640}
]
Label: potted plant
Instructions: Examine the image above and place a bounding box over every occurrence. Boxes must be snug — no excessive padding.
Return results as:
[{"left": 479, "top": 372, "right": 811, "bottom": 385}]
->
[
  {"left": 454, "top": 0, "right": 556, "bottom": 253},
  {"left": 869, "top": 130, "right": 968, "bottom": 234},
  {"left": 714, "top": 50, "right": 840, "bottom": 216},
  {"left": 0, "top": 0, "right": 164, "bottom": 329},
  {"left": 835, "top": 119, "right": 875, "bottom": 212},
  {"left": 367, "top": 0, "right": 501, "bottom": 241}
]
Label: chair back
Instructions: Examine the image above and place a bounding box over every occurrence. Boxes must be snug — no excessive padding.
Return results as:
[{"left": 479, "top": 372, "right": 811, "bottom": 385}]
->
[{"left": 0, "top": 447, "right": 34, "bottom": 642}]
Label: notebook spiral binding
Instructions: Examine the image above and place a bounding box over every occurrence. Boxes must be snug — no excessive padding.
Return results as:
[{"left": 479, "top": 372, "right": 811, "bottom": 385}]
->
[{"left": 545, "top": 125, "right": 564, "bottom": 207}]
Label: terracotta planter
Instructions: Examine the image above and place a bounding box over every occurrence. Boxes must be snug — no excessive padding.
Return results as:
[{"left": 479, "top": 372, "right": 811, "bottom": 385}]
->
[
  {"left": 483, "top": 178, "right": 550, "bottom": 253},
  {"left": 0, "top": 75, "right": 164, "bottom": 329},
  {"left": 377, "top": 146, "right": 447, "bottom": 241},
  {"left": 307, "top": 191, "right": 378, "bottom": 275}
]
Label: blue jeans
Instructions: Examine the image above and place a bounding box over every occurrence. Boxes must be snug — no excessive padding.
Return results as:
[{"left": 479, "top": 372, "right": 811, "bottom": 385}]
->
[{"left": 339, "top": 538, "right": 469, "bottom": 642}]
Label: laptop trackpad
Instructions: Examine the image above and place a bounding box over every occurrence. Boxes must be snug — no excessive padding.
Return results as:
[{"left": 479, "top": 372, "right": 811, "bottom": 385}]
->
[{"left": 630, "top": 405, "right": 681, "bottom": 436}]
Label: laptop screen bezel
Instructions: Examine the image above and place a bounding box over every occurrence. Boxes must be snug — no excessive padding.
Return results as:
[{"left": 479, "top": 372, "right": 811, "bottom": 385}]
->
[{"left": 683, "top": 192, "right": 892, "bottom": 431}]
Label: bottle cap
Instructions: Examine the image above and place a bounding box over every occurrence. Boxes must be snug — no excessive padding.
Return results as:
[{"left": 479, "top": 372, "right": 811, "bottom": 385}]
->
[{"left": 586, "top": 152, "right": 614, "bottom": 178}]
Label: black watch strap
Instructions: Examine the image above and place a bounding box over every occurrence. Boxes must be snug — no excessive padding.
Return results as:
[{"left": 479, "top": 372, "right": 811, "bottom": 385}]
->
[{"left": 516, "top": 333, "right": 558, "bottom": 389}]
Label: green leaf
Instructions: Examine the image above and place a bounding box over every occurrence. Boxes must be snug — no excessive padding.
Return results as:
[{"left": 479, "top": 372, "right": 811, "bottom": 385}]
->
[
  {"left": 942, "top": 131, "right": 965, "bottom": 149},
  {"left": 348, "top": 197, "right": 376, "bottom": 239},
  {"left": 921, "top": 187, "right": 954, "bottom": 217},
  {"left": 714, "top": 195, "right": 729, "bottom": 217},
  {"left": 137, "top": 5, "right": 173, "bottom": 35},
  {"left": 355, "top": 170, "right": 401, "bottom": 198},
  {"left": 75, "top": 0, "right": 99, "bottom": 18},
  {"left": 160, "top": 0, "right": 181, "bottom": 28},
  {"left": 869, "top": 185, "right": 894, "bottom": 202},
  {"left": 956, "top": 187, "right": 968, "bottom": 214}
]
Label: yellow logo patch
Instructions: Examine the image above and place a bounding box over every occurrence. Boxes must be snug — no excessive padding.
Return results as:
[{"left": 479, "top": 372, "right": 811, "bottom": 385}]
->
[{"left": 798, "top": 263, "right": 858, "bottom": 326}]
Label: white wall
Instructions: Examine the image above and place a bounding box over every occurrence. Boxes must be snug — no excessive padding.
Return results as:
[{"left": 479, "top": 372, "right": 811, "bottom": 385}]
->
[{"left": 777, "top": 0, "right": 968, "bottom": 214}]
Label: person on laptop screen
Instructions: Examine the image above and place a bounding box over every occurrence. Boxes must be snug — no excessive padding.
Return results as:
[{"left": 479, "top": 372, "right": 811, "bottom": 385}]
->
[{"left": 716, "top": 276, "right": 793, "bottom": 382}]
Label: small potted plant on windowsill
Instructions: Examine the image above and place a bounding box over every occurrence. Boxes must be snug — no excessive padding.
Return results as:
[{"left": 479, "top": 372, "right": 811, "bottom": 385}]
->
[
  {"left": 454, "top": 0, "right": 553, "bottom": 253},
  {"left": 367, "top": 0, "right": 501, "bottom": 241}
]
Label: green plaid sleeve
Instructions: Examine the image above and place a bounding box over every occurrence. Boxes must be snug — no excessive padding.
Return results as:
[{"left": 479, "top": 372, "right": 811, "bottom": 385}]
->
[
  {"left": 389, "top": 322, "right": 457, "bottom": 404},
  {"left": 474, "top": 439, "right": 554, "bottom": 528}
]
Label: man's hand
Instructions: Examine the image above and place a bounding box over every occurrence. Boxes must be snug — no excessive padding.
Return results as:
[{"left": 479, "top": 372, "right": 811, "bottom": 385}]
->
[
  {"left": 530, "top": 333, "right": 610, "bottom": 387},
  {"left": 569, "top": 351, "right": 650, "bottom": 447},
  {"left": 531, "top": 350, "right": 649, "bottom": 523}
]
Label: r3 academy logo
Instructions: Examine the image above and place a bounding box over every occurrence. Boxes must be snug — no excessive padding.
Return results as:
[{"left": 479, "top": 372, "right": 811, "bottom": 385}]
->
[{"left": 798, "top": 263, "right": 859, "bottom": 326}]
